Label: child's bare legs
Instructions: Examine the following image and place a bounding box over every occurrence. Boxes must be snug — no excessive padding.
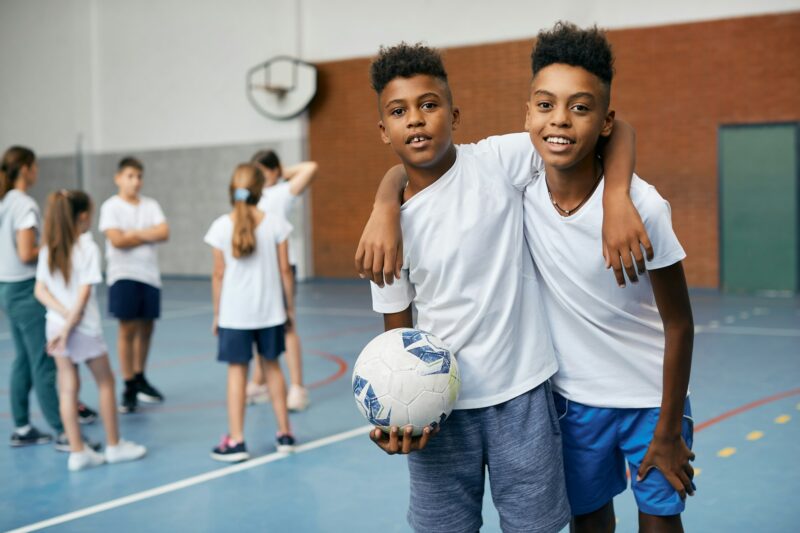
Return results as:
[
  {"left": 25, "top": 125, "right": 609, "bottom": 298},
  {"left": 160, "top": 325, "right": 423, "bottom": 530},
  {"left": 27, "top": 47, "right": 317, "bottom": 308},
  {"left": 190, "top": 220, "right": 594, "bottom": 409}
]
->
[
  {"left": 85, "top": 355, "right": 119, "bottom": 446},
  {"left": 132, "top": 320, "right": 154, "bottom": 375},
  {"left": 261, "top": 357, "right": 290, "bottom": 434},
  {"left": 117, "top": 320, "right": 137, "bottom": 380},
  {"left": 227, "top": 363, "right": 248, "bottom": 442},
  {"left": 572, "top": 501, "right": 615, "bottom": 533},
  {"left": 638, "top": 512, "right": 683, "bottom": 533},
  {"left": 53, "top": 357, "right": 82, "bottom": 452},
  {"left": 251, "top": 355, "right": 265, "bottom": 385},
  {"left": 285, "top": 328, "right": 303, "bottom": 388}
]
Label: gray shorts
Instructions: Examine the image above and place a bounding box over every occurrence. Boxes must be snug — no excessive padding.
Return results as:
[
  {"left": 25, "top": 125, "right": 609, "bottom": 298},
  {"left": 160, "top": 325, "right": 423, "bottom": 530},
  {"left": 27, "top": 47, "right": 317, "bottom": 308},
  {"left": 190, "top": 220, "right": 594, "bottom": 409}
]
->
[{"left": 407, "top": 382, "right": 571, "bottom": 533}]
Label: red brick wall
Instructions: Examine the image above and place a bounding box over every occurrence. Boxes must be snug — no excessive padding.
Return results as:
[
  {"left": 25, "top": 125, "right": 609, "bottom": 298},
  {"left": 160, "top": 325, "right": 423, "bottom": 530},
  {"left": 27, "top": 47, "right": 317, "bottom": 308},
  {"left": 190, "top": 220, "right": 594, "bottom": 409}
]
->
[{"left": 308, "top": 13, "right": 800, "bottom": 286}]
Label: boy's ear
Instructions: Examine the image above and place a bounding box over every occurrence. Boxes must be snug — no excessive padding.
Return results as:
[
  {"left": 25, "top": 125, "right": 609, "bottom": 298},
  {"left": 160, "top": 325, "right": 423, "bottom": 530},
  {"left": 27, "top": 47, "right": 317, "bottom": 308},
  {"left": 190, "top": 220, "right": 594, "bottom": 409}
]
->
[
  {"left": 378, "top": 121, "right": 391, "bottom": 145},
  {"left": 524, "top": 101, "right": 532, "bottom": 131},
  {"left": 600, "top": 109, "right": 615, "bottom": 138},
  {"left": 451, "top": 106, "right": 461, "bottom": 131}
]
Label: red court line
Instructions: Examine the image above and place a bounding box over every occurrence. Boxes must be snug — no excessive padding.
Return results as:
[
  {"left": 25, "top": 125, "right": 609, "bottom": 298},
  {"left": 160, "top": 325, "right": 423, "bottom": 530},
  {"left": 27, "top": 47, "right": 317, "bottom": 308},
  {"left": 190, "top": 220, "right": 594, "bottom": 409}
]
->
[
  {"left": 695, "top": 387, "right": 800, "bottom": 432},
  {"left": 306, "top": 349, "right": 349, "bottom": 389}
]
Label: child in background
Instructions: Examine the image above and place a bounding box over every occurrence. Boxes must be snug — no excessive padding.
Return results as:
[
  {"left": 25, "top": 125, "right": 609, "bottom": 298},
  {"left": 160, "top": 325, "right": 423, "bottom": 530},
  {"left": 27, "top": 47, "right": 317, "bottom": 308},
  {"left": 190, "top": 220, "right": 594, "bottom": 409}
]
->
[
  {"left": 246, "top": 150, "right": 318, "bottom": 411},
  {"left": 204, "top": 164, "right": 296, "bottom": 462},
  {"left": 34, "top": 190, "right": 147, "bottom": 471},
  {"left": 99, "top": 157, "right": 170, "bottom": 414}
]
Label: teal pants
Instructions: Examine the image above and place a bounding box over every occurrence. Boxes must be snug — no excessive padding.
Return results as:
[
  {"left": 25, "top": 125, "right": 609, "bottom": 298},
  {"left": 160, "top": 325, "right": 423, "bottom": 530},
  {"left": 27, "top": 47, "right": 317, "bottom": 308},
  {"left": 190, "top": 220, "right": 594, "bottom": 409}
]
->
[{"left": 0, "top": 278, "right": 63, "bottom": 432}]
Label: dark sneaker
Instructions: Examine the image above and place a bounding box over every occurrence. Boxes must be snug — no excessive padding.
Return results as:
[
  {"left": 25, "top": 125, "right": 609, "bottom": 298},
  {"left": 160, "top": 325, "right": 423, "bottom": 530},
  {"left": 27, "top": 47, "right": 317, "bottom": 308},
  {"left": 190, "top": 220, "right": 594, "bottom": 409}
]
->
[
  {"left": 119, "top": 387, "right": 138, "bottom": 414},
  {"left": 276, "top": 433, "right": 296, "bottom": 453},
  {"left": 210, "top": 435, "right": 249, "bottom": 462},
  {"left": 136, "top": 376, "right": 164, "bottom": 404},
  {"left": 55, "top": 433, "right": 102, "bottom": 453},
  {"left": 77, "top": 402, "right": 97, "bottom": 425},
  {"left": 10, "top": 426, "right": 53, "bottom": 447}
]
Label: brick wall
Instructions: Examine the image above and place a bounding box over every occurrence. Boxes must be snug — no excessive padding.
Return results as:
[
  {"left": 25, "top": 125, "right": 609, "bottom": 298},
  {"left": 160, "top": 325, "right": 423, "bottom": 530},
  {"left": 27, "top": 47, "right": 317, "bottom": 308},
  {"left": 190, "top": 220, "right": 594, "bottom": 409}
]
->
[{"left": 308, "top": 13, "right": 800, "bottom": 286}]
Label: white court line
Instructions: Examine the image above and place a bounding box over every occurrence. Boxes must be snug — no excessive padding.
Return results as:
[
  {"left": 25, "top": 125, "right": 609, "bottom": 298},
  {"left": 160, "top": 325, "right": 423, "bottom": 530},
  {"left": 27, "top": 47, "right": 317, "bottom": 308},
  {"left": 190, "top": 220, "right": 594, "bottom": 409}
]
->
[
  {"left": 695, "top": 325, "right": 800, "bottom": 337},
  {"left": 6, "top": 425, "right": 373, "bottom": 533}
]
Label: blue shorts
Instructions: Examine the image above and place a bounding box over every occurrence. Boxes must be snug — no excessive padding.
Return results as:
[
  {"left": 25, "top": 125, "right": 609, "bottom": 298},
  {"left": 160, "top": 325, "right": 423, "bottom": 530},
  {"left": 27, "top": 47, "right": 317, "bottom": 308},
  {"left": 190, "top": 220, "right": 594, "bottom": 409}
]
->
[
  {"left": 108, "top": 280, "right": 161, "bottom": 320},
  {"left": 407, "top": 382, "right": 571, "bottom": 533},
  {"left": 553, "top": 393, "right": 694, "bottom": 516},
  {"left": 217, "top": 325, "right": 285, "bottom": 364}
]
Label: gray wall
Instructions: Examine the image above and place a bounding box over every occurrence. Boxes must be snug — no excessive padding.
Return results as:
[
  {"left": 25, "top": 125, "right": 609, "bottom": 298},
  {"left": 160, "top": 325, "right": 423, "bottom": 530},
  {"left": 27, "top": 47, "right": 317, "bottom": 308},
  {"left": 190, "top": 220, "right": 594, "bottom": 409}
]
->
[{"left": 33, "top": 140, "right": 309, "bottom": 278}]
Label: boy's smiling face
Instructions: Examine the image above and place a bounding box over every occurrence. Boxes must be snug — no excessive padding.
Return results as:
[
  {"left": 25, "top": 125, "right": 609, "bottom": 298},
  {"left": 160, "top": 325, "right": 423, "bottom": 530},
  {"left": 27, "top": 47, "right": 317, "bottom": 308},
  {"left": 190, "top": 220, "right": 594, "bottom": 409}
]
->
[
  {"left": 378, "top": 74, "right": 459, "bottom": 171},
  {"left": 525, "top": 64, "right": 614, "bottom": 171}
]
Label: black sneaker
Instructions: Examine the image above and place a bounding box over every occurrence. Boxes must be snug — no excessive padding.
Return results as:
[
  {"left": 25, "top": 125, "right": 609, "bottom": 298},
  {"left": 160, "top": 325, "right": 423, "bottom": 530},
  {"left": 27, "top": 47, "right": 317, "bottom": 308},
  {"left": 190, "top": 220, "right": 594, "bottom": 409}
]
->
[
  {"left": 136, "top": 375, "right": 164, "bottom": 404},
  {"left": 210, "top": 435, "right": 249, "bottom": 462},
  {"left": 77, "top": 402, "right": 97, "bottom": 425},
  {"left": 276, "top": 433, "right": 296, "bottom": 453},
  {"left": 9, "top": 426, "right": 52, "bottom": 447},
  {"left": 119, "top": 387, "right": 138, "bottom": 414},
  {"left": 54, "top": 433, "right": 102, "bottom": 453}
]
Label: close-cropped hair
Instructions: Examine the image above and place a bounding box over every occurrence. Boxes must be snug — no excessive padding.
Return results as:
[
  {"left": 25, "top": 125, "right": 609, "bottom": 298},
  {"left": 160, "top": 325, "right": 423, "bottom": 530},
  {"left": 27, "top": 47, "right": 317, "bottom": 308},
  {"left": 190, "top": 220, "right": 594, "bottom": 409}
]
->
[
  {"left": 228, "top": 163, "right": 265, "bottom": 259},
  {"left": 43, "top": 190, "right": 92, "bottom": 284},
  {"left": 117, "top": 156, "right": 144, "bottom": 173},
  {"left": 0, "top": 146, "right": 36, "bottom": 199},
  {"left": 370, "top": 42, "right": 451, "bottom": 101},
  {"left": 251, "top": 150, "right": 282, "bottom": 174},
  {"left": 531, "top": 21, "right": 614, "bottom": 103}
]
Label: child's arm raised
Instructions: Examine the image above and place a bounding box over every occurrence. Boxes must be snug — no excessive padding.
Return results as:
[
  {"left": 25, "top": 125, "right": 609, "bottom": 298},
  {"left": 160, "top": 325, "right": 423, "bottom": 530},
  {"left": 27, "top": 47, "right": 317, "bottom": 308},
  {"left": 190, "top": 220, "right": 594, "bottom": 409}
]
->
[
  {"left": 637, "top": 261, "right": 695, "bottom": 499},
  {"left": 369, "top": 305, "right": 437, "bottom": 454},
  {"left": 283, "top": 161, "right": 320, "bottom": 197},
  {"left": 601, "top": 119, "right": 654, "bottom": 287},
  {"left": 354, "top": 164, "right": 406, "bottom": 287},
  {"left": 210, "top": 248, "right": 225, "bottom": 335}
]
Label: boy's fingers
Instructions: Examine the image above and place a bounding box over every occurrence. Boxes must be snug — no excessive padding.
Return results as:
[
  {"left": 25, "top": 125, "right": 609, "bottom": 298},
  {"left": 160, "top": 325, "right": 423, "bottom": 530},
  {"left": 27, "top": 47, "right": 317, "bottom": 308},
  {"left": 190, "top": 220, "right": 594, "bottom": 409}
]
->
[
  {"left": 621, "top": 251, "right": 638, "bottom": 283},
  {"left": 642, "top": 236, "right": 654, "bottom": 261},
  {"left": 678, "top": 470, "right": 694, "bottom": 496},
  {"left": 688, "top": 450, "right": 696, "bottom": 462},
  {"left": 362, "top": 248, "right": 374, "bottom": 281},
  {"left": 609, "top": 256, "right": 626, "bottom": 287},
  {"left": 372, "top": 249, "right": 386, "bottom": 287},
  {"left": 636, "top": 461, "right": 652, "bottom": 481},
  {"left": 383, "top": 247, "right": 397, "bottom": 285},
  {"left": 602, "top": 244, "right": 611, "bottom": 269},
  {"left": 418, "top": 427, "right": 431, "bottom": 450},
  {"left": 632, "top": 244, "right": 646, "bottom": 274},
  {"left": 354, "top": 243, "right": 366, "bottom": 277},
  {"left": 395, "top": 245, "right": 403, "bottom": 279},
  {"left": 401, "top": 426, "right": 413, "bottom": 454}
]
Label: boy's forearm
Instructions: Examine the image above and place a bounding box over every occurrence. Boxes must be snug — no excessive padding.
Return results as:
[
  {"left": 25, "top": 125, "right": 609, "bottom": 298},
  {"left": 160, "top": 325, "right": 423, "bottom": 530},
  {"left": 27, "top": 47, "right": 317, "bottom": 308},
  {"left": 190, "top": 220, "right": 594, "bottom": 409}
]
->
[
  {"left": 139, "top": 223, "right": 170, "bottom": 243},
  {"left": 374, "top": 165, "right": 407, "bottom": 207},
  {"left": 601, "top": 119, "right": 636, "bottom": 198},
  {"left": 383, "top": 306, "right": 413, "bottom": 331},
  {"left": 655, "top": 321, "right": 694, "bottom": 438}
]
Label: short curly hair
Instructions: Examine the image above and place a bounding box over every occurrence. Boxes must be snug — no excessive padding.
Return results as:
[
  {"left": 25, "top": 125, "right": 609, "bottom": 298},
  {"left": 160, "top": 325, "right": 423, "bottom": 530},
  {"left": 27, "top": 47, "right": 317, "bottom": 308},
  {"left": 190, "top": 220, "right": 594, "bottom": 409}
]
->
[
  {"left": 531, "top": 22, "right": 614, "bottom": 104},
  {"left": 370, "top": 42, "right": 451, "bottom": 102}
]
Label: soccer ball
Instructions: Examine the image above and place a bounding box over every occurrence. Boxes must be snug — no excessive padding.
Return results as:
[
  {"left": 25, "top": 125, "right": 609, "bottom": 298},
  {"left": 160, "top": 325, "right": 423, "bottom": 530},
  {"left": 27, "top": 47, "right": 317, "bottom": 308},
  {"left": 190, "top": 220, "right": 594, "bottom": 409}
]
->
[{"left": 352, "top": 328, "right": 460, "bottom": 436}]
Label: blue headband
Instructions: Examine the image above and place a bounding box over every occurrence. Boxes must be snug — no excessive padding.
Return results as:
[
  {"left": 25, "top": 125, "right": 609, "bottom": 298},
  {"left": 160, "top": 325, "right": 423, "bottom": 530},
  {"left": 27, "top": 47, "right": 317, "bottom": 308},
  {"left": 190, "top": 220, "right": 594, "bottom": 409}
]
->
[{"left": 233, "top": 188, "right": 250, "bottom": 202}]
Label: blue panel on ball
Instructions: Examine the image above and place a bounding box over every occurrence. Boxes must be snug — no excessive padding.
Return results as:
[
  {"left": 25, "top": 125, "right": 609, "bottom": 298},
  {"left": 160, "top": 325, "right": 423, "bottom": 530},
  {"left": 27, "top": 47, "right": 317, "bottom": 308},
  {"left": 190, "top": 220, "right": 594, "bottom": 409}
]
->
[
  {"left": 353, "top": 374, "right": 368, "bottom": 397},
  {"left": 401, "top": 330, "right": 451, "bottom": 374},
  {"left": 362, "top": 383, "right": 391, "bottom": 427}
]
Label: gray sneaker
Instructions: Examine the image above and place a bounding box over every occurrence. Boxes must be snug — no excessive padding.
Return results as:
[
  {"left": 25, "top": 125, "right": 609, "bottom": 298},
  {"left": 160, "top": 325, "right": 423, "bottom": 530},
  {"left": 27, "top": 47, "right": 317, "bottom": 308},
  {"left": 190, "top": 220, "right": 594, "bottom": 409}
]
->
[
  {"left": 9, "top": 426, "right": 52, "bottom": 447},
  {"left": 55, "top": 433, "right": 102, "bottom": 453}
]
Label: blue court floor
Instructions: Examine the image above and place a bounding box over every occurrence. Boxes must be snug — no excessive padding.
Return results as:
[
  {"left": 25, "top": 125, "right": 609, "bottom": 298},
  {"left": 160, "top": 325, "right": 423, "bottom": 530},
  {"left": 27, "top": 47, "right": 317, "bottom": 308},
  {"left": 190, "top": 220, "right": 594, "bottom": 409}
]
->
[{"left": 1, "top": 279, "right": 798, "bottom": 532}]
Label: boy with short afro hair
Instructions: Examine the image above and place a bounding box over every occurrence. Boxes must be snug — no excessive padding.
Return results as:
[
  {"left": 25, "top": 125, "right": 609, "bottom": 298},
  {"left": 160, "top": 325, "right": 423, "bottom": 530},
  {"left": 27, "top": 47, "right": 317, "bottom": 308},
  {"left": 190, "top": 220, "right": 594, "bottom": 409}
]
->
[{"left": 524, "top": 22, "right": 695, "bottom": 532}]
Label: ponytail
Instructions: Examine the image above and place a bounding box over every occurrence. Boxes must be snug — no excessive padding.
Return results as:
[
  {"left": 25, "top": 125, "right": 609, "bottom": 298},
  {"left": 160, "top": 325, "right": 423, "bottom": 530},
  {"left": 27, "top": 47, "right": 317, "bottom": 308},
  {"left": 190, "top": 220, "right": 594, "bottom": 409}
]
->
[
  {"left": 44, "top": 190, "right": 91, "bottom": 283},
  {"left": 1, "top": 146, "right": 36, "bottom": 199},
  {"left": 228, "top": 163, "right": 265, "bottom": 258}
]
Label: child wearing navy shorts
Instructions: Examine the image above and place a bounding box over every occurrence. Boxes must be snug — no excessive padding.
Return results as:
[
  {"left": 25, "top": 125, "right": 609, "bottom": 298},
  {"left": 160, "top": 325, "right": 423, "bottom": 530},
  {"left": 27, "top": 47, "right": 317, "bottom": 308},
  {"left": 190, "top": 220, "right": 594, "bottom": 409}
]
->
[
  {"left": 98, "top": 157, "right": 170, "bottom": 414},
  {"left": 34, "top": 190, "right": 146, "bottom": 471},
  {"left": 204, "top": 163, "right": 296, "bottom": 462}
]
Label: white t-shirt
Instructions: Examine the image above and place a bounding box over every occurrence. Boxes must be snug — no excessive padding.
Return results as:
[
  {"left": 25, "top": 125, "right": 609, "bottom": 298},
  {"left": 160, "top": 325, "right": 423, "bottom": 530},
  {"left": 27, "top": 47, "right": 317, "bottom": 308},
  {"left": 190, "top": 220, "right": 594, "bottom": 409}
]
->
[
  {"left": 98, "top": 195, "right": 166, "bottom": 288},
  {"left": 0, "top": 190, "right": 40, "bottom": 282},
  {"left": 258, "top": 181, "right": 299, "bottom": 266},
  {"left": 204, "top": 211, "right": 292, "bottom": 329},
  {"left": 371, "top": 133, "right": 557, "bottom": 410},
  {"left": 524, "top": 174, "right": 687, "bottom": 408},
  {"left": 36, "top": 233, "right": 104, "bottom": 337}
]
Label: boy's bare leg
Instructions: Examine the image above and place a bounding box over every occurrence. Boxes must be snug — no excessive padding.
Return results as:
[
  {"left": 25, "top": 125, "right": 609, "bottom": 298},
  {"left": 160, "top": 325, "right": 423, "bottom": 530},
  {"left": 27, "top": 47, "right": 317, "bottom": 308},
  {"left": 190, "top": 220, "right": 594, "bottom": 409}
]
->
[
  {"left": 132, "top": 320, "right": 154, "bottom": 375},
  {"left": 638, "top": 512, "right": 683, "bottom": 533},
  {"left": 86, "top": 355, "right": 119, "bottom": 446},
  {"left": 572, "top": 501, "right": 616, "bottom": 533},
  {"left": 251, "top": 356, "right": 266, "bottom": 385},
  {"left": 117, "top": 320, "right": 137, "bottom": 380}
]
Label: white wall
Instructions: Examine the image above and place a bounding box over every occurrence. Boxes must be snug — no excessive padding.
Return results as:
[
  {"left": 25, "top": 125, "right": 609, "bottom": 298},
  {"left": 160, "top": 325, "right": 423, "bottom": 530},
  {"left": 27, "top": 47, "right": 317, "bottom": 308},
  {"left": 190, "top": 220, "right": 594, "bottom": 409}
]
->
[{"left": 300, "top": 0, "right": 800, "bottom": 61}]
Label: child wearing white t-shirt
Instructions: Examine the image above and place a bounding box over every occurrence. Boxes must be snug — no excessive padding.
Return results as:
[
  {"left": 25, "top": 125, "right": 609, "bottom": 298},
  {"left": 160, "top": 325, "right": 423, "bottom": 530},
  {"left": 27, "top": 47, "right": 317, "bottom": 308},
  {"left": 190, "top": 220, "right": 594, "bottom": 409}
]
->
[
  {"left": 204, "top": 163, "right": 295, "bottom": 462},
  {"left": 247, "top": 150, "right": 318, "bottom": 411},
  {"left": 35, "top": 190, "right": 146, "bottom": 471},
  {"left": 98, "top": 157, "right": 170, "bottom": 414}
]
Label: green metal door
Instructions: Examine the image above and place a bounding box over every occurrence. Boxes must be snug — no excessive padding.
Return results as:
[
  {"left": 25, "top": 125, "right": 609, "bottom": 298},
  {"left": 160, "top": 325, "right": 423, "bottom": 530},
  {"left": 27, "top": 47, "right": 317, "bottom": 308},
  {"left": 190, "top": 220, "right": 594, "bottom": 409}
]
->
[{"left": 719, "top": 124, "right": 799, "bottom": 292}]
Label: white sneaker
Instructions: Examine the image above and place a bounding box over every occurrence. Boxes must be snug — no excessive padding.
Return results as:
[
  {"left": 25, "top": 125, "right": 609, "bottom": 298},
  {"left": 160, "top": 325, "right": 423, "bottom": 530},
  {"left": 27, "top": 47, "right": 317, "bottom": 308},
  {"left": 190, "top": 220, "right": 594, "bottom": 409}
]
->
[
  {"left": 68, "top": 447, "right": 106, "bottom": 471},
  {"left": 287, "top": 385, "right": 310, "bottom": 412},
  {"left": 105, "top": 439, "right": 147, "bottom": 464},
  {"left": 246, "top": 382, "right": 270, "bottom": 405}
]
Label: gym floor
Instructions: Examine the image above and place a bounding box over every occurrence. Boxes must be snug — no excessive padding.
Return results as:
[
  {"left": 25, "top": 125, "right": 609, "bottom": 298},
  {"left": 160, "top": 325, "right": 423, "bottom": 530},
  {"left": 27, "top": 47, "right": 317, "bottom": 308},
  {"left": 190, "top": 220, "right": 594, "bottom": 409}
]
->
[{"left": 1, "top": 279, "right": 798, "bottom": 532}]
